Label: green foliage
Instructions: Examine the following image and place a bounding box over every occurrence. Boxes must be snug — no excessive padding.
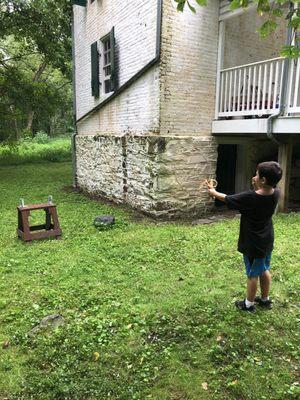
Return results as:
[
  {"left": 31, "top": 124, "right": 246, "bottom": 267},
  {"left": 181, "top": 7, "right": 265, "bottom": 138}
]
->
[
  {"left": 229, "top": 0, "right": 251, "bottom": 10},
  {"left": 0, "top": 0, "right": 72, "bottom": 76},
  {"left": 0, "top": 138, "right": 71, "bottom": 165},
  {"left": 280, "top": 45, "right": 300, "bottom": 57},
  {"left": 32, "top": 131, "right": 50, "bottom": 144},
  {"left": 174, "top": 0, "right": 206, "bottom": 13},
  {"left": 0, "top": 2, "right": 73, "bottom": 142},
  {"left": 21, "top": 129, "right": 34, "bottom": 141},
  {"left": 259, "top": 19, "right": 278, "bottom": 38},
  {"left": 0, "top": 163, "right": 299, "bottom": 399}
]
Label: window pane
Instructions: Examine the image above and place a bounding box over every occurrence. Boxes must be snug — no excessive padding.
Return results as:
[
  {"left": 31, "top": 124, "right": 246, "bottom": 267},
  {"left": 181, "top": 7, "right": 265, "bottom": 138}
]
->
[
  {"left": 104, "top": 65, "right": 111, "bottom": 76},
  {"left": 105, "top": 79, "right": 111, "bottom": 93}
]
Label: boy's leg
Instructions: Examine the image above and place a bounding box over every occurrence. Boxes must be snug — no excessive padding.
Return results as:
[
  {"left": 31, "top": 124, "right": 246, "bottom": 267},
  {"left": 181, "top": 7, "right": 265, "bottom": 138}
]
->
[
  {"left": 259, "top": 270, "right": 271, "bottom": 299},
  {"left": 256, "top": 269, "right": 273, "bottom": 309},
  {"left": 247, "top": 277, "right": 258, "bottom": 302},
  {"left": 235, "top": 255, "right": 257, "bottom": 311}
]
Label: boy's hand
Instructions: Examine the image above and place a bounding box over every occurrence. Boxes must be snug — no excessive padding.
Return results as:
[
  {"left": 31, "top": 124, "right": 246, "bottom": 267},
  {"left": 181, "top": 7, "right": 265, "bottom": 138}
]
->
[
  {"left": 207, "top": 188, "right": 217, "bottom": 198},
  {"left": 204, "top": 179, "right": 217, "bottom": 189},
  {"left": 204, "top": 179, "right": 216, "bottom": 198},
  {"left": 204, "top": 179, "right": 226, "bottom": 203}
]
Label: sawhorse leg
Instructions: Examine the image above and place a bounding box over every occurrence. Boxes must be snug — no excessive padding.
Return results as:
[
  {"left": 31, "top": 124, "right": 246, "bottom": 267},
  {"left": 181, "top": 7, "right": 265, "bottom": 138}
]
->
[
  {"left": 45, "top": 208, "right": 52, "bottom": 230},
  {"left": 21, "top": 210, "right": 31, "bottom": 241},
  {"left": 49, "top": 207, "right": 62, "bottom": 238}
]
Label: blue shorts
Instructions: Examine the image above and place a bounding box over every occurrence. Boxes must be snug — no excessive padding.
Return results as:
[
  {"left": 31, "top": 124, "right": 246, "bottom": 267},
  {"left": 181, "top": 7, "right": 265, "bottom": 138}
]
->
[{"left": 243, "top": 253, "right": 272, "bottom": 278}]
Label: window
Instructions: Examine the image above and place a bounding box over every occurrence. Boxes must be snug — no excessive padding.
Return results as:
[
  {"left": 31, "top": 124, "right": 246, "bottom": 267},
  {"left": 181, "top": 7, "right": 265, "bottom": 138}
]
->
[
  {"left": 102, "top": 35, "right": 112, "bottom": 93},
  {"left": 90, "top": 27, "right": 116, "bottom": 98},
  {"left": 100, "top": 27, "right": 116, "bottom": 94}
]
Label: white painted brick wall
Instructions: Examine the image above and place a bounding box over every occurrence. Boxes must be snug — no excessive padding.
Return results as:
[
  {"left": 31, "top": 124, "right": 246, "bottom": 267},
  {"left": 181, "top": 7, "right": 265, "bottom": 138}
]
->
[
  {"left": 74, "top": 1, "right": 288, "bottom": 137},
  {"left": 74, "top": 0, "right": 159, "bottom": 129},
  {"left": 224, "top": 7, "right": 287, "bottom": 69},
  {"left": 77, "top": 66, "right": 160, "bottom": 135},
  {"left": 159, "top": 0, "right": 219, "bottom": 137}
]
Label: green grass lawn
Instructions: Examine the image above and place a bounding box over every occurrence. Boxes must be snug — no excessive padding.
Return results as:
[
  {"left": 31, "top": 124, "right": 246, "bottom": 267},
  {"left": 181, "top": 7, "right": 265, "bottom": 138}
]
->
[{"left": 0, "top": 162, "right": 299, "bottom": 400}]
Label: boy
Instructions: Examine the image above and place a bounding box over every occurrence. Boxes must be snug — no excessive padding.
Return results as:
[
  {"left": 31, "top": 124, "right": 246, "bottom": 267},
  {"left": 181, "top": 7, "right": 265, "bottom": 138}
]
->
[{"left": 206, "top": 161, "right": 282, "bottom": 312}]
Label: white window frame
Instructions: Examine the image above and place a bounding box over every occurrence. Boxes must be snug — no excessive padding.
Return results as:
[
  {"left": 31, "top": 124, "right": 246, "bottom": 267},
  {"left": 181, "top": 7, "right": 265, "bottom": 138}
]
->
[{"left": 100, "top": 34, "right": 113, "bottom": 96}]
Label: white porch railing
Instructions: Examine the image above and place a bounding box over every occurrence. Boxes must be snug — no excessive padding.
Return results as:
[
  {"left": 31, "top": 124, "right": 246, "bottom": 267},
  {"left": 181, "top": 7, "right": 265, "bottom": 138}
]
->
[
  {"left": 218, "top": 57, "right": 284, "bottom": 117},
  {"left": 286, "top": 57, "right": 300, "bottom": 114},
  {"left": 217, "top": 57, "right": 300, "bottom": 118}
]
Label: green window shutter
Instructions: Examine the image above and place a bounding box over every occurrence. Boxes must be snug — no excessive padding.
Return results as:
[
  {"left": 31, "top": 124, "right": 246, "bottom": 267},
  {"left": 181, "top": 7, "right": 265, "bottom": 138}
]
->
[
  {"left": 110, "top": 27, "right": 117, "bottom": 91},
  {"left": 91, "top": 42, "right": 100, "bottom": 97},
  {"left": 72, "top": 0, "right": 87, "bottom": 6}
]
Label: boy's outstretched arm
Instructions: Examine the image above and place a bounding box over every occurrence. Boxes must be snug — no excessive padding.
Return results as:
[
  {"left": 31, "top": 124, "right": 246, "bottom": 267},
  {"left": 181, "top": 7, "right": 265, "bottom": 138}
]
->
[
  {"left": 208, "top": 188, "right": 226, "bottom": 202},
  {"left": 205, "top": 181, "right": 226, "bottom": 202}
]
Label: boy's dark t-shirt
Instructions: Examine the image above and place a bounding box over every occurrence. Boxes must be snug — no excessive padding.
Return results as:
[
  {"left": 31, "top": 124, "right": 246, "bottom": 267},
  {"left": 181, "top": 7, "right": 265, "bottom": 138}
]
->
[{"left": 225, "top": 189, "right": 280, "bottom": 258}]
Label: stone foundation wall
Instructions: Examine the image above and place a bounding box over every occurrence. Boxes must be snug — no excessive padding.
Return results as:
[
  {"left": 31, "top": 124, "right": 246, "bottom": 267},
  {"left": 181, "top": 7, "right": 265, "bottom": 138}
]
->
[{"left": 76, "top": 134, "right": 217, "bottom": 218}]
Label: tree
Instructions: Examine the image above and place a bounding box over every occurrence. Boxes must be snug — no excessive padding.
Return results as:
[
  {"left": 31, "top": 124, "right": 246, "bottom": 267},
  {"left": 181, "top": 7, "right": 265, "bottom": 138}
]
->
[
  {"left": 0, "top": 1, "right": 73, "bottom": 141},
  {"left": 0, "top": 0, "right": 72, "bottom": 76},
  {"left": 0, "top": 37, "right": 72, "bottom": 140},
  {"left": 174, "top": 0, "right": 300, "bottom": 57}
]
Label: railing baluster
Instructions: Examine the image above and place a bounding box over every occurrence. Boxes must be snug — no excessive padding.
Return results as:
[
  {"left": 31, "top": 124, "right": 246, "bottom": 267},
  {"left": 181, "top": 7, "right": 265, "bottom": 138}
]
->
[
  {"left": 293, "top": 58, "right": 300, "bottom": 108},
  {"left": 233, "top": 70, "right": 237, "bottom": 111},
  {"left": 268, "top": 62, "right": 273, "bottom": 110},
  {"left": 237, "top": 69, "right": 242, "bottom": 112},
  {"left": 287, "top": 60, "right": 294, "bottom": 109},
  {"left": 242, "top": 67, "right": 246, "bottom": 111},
  {"left": 247, "top": 67, "right": 252, "bottom": 110},
  {"left": 229, "top": 71, "right": 233, "bottom": 112},
  {"left": 251, "top": 66, "right": 257, "bottom": 110},
  {"left": 262, "top": 63, "right": 268, "bottom": 111},
  {"left": 220, "top": 72, "right": 223, "bottom": 113},
  {"left": 257, "top": 65, "right": 262, "bottom": 111},
  {"left": 273, "top": 60, "right": 279, "bottom": 110},
  {"left": 224, "top": 71, "right": 228, "bottom": 113}
]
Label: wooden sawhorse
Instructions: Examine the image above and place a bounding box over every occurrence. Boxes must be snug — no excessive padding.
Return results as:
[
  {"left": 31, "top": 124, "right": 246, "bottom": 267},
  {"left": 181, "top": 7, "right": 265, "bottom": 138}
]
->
[{"left": 17, "top": 202, "right": 62, "bottom": 242}]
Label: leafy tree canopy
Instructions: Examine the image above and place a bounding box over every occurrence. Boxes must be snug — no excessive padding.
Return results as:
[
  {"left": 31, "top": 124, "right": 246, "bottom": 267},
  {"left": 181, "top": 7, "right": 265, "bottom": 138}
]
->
[
  {"left": 0, "top": 0, "right": 72, "bottom": 76},
  {"left": 0, "top": 1, "right": 73, "bottom": 141}
]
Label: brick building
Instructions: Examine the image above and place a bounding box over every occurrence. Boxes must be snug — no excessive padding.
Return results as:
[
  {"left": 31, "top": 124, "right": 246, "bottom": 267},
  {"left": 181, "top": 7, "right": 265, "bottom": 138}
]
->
[{"left": 72, "top": 0, "right": 300, "bottom": 218}]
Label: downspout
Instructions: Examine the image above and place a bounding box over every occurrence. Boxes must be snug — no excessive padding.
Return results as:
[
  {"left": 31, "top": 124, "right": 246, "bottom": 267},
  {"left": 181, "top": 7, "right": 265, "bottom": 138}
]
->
[
  {"left": 266, "top": 3, "right": 294, "bottom": 145},
  {"left": 71, "top": 6, "right": 78, "bottom": 188}
]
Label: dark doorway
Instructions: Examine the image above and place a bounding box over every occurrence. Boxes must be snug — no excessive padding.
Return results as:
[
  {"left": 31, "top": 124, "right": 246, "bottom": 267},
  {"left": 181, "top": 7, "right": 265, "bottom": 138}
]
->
[{"left": 215, "top": 144, "right": 237, "bottom": 206}]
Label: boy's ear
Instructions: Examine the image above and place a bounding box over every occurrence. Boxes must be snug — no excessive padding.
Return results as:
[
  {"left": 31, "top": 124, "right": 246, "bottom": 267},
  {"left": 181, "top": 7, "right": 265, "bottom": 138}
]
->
[{"left": 261, "top": 177, "right": 267, "bottom": 185}]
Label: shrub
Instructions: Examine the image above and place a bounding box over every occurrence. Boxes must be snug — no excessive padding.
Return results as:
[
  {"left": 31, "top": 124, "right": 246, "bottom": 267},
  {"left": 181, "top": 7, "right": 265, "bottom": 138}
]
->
[
  {"left": 21, "top": 129, "right": 33, "bottom": 141},
  {"left": 33, "top": 131, "right": 50, "bottom": 144}
]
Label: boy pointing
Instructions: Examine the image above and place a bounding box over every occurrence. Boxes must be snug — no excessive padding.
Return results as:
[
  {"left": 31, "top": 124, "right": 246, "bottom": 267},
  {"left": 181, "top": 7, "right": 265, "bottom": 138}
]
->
[{"left": 207, "top": 161, "right": 282, "bottom": 312}]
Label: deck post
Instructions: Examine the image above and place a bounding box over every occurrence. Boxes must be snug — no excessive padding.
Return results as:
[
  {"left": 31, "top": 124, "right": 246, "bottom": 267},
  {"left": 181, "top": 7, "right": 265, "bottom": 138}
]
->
[
  {"left": 278, "top": 140, "right": 293, "bottom": 212},
  {"left": 215, "top": 21, "right": 225, "bottom": 120}
]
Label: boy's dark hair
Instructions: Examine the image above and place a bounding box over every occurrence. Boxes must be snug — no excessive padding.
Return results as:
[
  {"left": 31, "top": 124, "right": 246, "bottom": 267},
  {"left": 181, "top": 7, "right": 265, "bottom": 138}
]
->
[{"left": 257, "top": 161, "right": 282, "bottom": 187}]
